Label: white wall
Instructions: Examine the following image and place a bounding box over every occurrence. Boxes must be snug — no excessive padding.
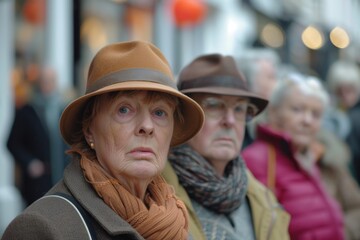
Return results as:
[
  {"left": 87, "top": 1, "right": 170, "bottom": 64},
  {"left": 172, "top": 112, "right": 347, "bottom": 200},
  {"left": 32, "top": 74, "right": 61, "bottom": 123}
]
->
[{"left": 46, "top": 0, "right": 73, "bottom": 92}]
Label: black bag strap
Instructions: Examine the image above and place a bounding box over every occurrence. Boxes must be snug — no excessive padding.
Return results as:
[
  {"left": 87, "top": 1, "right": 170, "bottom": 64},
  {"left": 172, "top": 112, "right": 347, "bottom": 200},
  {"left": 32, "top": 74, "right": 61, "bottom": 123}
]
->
[{"left": 50, "top": 192, "right": 97, "bottom": 240}]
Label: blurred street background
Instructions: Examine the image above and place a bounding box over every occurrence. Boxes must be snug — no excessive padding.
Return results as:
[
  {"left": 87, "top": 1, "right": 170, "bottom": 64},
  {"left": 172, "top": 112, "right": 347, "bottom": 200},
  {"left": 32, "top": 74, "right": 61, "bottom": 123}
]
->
[{"left": 1, "top": 0, "right": 360, "bottom": 236}]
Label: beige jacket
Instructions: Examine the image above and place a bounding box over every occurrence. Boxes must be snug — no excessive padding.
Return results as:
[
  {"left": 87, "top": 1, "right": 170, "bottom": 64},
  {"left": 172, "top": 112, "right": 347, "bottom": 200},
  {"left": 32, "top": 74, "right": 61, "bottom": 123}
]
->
[{"left": 162, "top": 162, "right": 290, "bottom": 240}]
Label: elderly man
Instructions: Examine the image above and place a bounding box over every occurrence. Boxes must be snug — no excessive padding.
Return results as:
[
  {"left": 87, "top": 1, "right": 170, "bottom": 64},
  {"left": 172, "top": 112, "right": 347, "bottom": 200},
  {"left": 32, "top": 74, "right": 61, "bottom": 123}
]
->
[{"left": 163, "top": 54, "right": 290, "bottom": 240}]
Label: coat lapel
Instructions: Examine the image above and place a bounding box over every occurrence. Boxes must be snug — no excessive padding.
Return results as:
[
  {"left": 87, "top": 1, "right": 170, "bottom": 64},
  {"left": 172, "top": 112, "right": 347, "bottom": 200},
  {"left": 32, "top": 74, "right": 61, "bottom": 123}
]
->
[{"left": 63, "top": 160, "right": 143, "bottom": 238}]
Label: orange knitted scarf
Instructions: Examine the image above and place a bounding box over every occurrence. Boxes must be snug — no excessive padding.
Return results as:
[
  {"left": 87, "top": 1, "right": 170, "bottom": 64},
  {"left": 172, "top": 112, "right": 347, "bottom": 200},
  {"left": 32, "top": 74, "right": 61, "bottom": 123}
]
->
[{"left": 80, "top": 155, "right": 189, "bottom": 239}]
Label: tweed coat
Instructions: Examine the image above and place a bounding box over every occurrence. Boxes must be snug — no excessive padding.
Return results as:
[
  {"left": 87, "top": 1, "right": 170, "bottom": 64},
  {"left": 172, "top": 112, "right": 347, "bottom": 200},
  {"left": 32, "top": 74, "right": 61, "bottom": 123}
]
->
[{"left": 2, "top": 160, "right": 145, "bottom": 240}]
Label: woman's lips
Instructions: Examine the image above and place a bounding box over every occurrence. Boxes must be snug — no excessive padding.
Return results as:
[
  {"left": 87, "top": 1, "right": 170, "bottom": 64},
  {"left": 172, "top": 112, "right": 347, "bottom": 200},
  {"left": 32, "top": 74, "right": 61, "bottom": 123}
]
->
[{"left": 129, "top": 147, "right": 155, "bottom": 158}]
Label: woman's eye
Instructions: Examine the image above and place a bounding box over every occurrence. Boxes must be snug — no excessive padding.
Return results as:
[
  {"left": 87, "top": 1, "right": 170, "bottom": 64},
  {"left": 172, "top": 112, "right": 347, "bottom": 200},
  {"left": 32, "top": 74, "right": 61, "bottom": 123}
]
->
[
  {"left": 154, "top": 109, "right": 166, "bottom": 117},
  {"left": 119, "top": 106, "right": 130, "bottom": 114},
  {"left": 312, "top": 111, "right": 322, "bottom": 120},
  {"left": 290, "top": 106, "right": 301, "bottom": 113}
]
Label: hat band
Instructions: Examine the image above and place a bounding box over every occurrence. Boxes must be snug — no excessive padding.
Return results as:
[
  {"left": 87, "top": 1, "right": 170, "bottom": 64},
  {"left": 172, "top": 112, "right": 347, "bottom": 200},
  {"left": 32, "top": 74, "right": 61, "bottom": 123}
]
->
[
  {"left": 179, "top": 75, "right": 248, "bottom": 91},
  {"left": 86, "top": 68, "right": 177, "bottom": 94}
]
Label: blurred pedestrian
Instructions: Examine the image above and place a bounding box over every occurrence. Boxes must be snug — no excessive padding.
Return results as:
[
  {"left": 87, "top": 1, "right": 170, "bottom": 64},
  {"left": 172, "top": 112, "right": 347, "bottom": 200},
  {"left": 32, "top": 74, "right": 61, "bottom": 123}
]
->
[
  {"left": 31, "top": 66, "right": 69, "bottom": 184},
  {"left": 236, "top": 47, "right": 280, "bottom": 100},
  {"left": 326, "top": 60, "right": 360, "bottom": 184},
  {"left": 242, "top": 74, "right": 345, "bottom": 240},
  {"left": 7, "top": 74, "right": 52, "bottom": 206},
  {"left": 316, "top": 128, "right": 360, "bottom": 240},
  {"left": 164, "top": 54, "right": 290, "bottom": 240},
  {"left": 235, "top": 48, "right": 281, "bottom": 149},
  {"left": 2, "top": 40, "right": 204, "bottom": 239}
]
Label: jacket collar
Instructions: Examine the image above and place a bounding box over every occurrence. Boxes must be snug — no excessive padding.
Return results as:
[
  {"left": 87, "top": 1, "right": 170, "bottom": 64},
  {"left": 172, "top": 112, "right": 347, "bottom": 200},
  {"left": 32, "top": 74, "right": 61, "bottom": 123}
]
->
[
  {"left": 256, "top": 124, "right": 294, "bottom": 156},
  {"left": 257, "top": 124, "right": 290, "bottom": 145},
  {"left": 63, "top": 160, "right": 143, "bottom": 238},
  {"left": 256, "top": 124, "right": 320, "bottom": 172}
]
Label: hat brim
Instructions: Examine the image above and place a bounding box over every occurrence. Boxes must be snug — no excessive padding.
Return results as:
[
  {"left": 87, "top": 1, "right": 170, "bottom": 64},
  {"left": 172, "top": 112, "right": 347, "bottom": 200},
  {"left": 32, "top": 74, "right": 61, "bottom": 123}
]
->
[
  {"left": 60, "top": 81, "right": 204, "bottom": 147},
  {"left": 181, "top": 86, "right": 268, "bottom": 116}
]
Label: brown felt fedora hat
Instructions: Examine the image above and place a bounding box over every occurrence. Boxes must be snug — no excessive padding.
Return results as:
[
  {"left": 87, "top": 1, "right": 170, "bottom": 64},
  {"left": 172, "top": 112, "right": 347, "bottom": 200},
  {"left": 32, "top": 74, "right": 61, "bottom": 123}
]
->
[
  {"left": 178, "top": 53, "right": 268, "bottom": 116},
  {"left": 60, "top": 41, "right": 204, "bottom": 147}
]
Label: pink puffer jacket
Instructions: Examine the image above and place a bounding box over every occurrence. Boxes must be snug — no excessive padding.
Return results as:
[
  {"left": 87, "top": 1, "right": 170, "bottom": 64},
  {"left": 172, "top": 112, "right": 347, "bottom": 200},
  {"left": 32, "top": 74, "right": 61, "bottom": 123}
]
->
[{"left": 242, "top": 124, "right": 344, "bottom": 240}]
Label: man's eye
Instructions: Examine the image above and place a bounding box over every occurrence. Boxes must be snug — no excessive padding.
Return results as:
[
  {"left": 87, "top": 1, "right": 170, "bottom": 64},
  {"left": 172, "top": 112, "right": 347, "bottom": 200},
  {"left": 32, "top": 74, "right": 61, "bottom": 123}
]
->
[
  {"left": 208, "top": 102, "right": 222, "bottom": 108},
  {"left": 234, "top": 104, "right": 247, "bottom": 113},
  {"left": 204, "top": 100, "right": 223, "bottom": 109}
]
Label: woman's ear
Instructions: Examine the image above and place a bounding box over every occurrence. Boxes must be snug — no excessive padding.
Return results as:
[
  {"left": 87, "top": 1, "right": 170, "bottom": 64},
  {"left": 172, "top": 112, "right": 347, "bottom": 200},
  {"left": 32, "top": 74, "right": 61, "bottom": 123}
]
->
[
  {"left": 83, "top": 125, "right": 93, "bottom": 146},
  {"left": 266, "top": 105, "right": 277, "bottom": 126}
]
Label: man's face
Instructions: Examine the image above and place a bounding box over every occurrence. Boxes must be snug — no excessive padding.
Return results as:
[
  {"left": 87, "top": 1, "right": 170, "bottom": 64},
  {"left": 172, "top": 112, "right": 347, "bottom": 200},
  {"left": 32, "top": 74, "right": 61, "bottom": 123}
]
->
[{"left": 187, "top": 93, "right": 249, "bottom": 175}]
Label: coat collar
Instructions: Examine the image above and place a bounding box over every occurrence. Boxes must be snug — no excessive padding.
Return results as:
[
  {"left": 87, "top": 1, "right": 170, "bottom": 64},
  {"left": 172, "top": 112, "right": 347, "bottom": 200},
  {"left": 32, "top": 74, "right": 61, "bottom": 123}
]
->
[
  {"left": 256, "top": 124, "right": 294, "bottom": 157},
  {"left": 256, "top": 124, "right": 320, "bottom": 174},
  {"left": 63, "top": 160, "right": 144, "bottom": 239}
]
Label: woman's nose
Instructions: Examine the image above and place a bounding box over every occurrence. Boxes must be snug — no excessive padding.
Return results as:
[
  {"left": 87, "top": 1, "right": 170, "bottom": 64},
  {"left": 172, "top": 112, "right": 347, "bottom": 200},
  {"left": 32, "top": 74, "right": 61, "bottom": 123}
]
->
[
  {"left": 302, "top": 111, "right": 313, "bottom": 124},
  {"left": 136, "top": 111, "right": 154, "bottom": 136}
]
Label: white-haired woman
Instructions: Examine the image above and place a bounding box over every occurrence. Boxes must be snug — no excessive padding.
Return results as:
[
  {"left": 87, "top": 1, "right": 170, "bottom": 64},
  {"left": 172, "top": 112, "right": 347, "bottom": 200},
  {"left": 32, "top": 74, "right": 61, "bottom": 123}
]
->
[{"left": 242, "top": 73, "right": 345, "bottom": 240}]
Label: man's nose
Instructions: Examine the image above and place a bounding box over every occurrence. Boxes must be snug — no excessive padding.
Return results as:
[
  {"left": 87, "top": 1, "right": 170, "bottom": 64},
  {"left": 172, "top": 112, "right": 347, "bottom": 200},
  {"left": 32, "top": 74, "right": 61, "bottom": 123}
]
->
[{"left": 221, "top": 108, "right": 237, "bottom": 126}]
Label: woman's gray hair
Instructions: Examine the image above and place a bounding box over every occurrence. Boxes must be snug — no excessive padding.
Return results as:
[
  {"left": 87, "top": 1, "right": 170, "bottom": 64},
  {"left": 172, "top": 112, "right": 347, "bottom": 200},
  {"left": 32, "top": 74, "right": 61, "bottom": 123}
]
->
[
  {"left": 326, "top": 60, "right": 360, "bottom": 92},
  {"left": 269, "top": 72, "right": 330, "bottom": 108}
]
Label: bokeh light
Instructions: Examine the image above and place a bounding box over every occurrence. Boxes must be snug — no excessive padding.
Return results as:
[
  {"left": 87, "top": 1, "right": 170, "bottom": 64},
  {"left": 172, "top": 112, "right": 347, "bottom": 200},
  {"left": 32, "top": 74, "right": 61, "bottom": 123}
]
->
[
  {"left": 330, "top": 27, "right": 350, "bottom": 49},
  {"left": 301, "top": 26, "right": 324, "bottom": 50},
  {"left": 260, "top": 23, "right": 285, "bottom": 48},
  {"left": 81, "top": 17, "right": 108, "bottom": 53}
]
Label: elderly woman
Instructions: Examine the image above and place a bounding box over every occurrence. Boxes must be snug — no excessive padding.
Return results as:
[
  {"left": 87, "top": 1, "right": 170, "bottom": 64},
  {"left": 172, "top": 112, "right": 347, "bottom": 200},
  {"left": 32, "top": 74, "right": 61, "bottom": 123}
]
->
[
  {"left": 2, "top": 41, "right": 204, "bottom": 239},
  {"left": 242, "top": 74, "right": 345, "bottom": 240}
]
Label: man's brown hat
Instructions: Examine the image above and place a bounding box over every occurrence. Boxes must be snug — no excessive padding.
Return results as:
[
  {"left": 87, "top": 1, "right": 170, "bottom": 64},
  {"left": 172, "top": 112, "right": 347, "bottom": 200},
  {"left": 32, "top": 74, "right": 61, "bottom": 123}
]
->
[
  {"left": 178, "top": 54, "right": 268, "bottom": 116},
  {"left": 60, "top": 41, "right": 204, "bottom": 146}
]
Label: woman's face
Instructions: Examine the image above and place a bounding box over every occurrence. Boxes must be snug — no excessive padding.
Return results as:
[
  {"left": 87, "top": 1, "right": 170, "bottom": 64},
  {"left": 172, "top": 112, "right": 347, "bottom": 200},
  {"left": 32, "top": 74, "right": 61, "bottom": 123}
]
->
[
  {"left": 269, "top": 86, "right": 324, "bottom": 151},
  {"left": 85, "top": 91, "right": 175, "bottom": 182}
]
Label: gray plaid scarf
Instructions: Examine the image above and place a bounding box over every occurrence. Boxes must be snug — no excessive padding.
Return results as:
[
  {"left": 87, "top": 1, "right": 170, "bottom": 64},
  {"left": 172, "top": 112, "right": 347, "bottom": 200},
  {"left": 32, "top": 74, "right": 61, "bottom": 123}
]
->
[{"left": 168, "top": 144, "right": 248, "bottom": 214}]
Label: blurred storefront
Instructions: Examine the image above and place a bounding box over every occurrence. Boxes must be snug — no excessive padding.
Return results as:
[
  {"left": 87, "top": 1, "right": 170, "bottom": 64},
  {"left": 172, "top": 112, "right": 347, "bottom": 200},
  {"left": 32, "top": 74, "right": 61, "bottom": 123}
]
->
[
  {"left": 8, "top": 0, "right": 360, "bottom": 89},
  {"left": 1, "top": 0, "right": 360, "bottom": 235},
  {"left": 243, "top": 0, "right": 360, "bottom": 79}
]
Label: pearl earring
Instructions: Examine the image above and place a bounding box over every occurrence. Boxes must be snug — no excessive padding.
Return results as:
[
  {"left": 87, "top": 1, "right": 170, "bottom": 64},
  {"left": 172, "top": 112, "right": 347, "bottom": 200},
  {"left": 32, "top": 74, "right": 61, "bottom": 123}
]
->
[{"left": 90, "top": 142, "right": 94, "bottom": 149}]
